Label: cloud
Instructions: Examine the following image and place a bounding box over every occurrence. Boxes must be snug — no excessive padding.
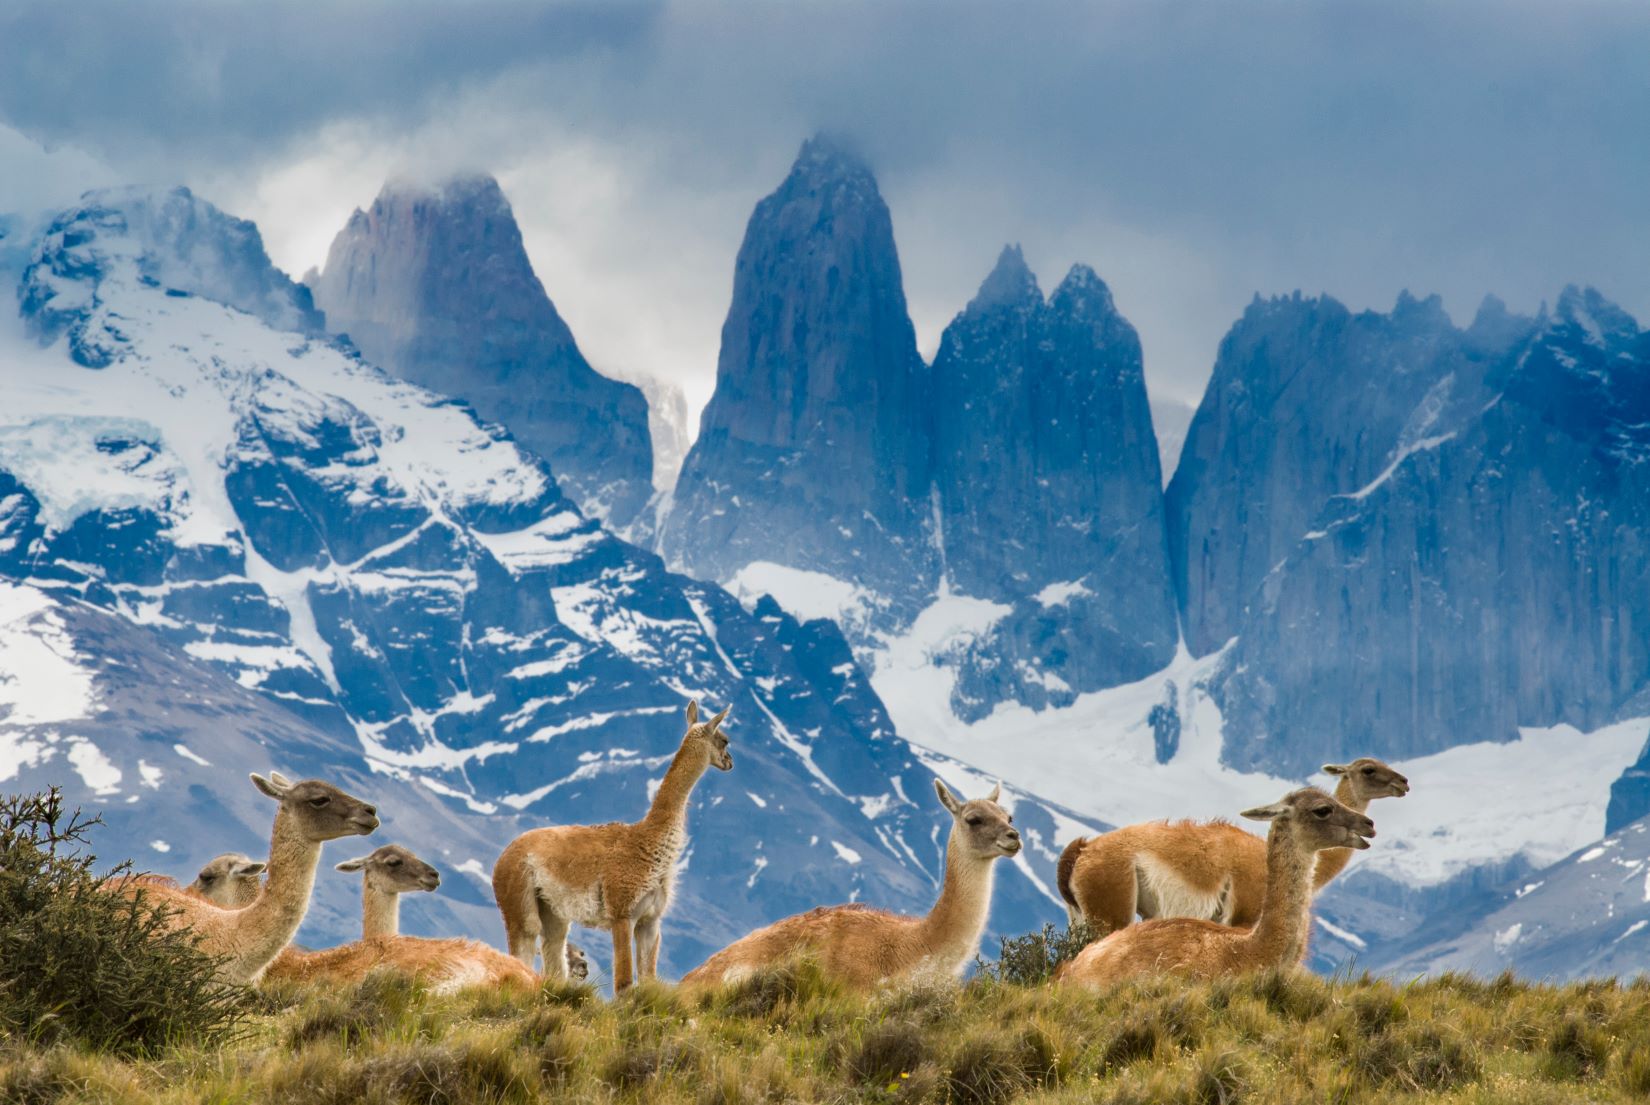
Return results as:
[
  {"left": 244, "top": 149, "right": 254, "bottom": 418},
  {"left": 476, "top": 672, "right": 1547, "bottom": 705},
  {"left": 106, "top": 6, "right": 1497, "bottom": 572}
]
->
[{"left": 2, "top": 1, "right": 1647, "bottom": 408}]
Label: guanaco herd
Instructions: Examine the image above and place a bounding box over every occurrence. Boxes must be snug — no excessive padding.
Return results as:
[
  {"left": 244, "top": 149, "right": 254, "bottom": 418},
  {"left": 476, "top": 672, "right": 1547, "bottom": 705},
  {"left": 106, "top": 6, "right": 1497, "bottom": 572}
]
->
[{"left": 115, "top": 700, "right": 1411, "bottom": 995}]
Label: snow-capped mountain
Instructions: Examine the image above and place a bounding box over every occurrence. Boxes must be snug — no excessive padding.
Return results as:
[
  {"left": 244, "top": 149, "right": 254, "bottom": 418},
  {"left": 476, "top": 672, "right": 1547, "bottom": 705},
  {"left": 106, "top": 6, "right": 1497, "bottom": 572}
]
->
[
  {"left": 307, "top": 175, "right": 656, "bottom": 534},
  {"left": 0, "top": 185, "right": 1095, "bottom": 974},
  {"left": 1372, "top": 811, "right": 1650, "bottom": 981},
  {"left": 5, "top": 146, "right": 1647, "bottom": 983},
  {"left": 639, "top": 136, "right": 1650, "bottom": 979}
]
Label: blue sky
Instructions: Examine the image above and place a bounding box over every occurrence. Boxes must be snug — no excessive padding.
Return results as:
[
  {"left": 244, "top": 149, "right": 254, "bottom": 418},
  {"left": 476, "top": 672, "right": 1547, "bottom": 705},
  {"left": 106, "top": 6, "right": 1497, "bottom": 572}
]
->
[{"left": 2, "top": 0, "right": 1646, "bottom": 414}]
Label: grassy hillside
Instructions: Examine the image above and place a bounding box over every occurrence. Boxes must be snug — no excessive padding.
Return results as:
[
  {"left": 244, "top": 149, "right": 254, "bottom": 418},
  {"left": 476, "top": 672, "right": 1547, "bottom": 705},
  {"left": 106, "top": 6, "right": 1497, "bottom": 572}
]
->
[{"left": 5, "top": 964, "right": 1650, "bottom": 1104}]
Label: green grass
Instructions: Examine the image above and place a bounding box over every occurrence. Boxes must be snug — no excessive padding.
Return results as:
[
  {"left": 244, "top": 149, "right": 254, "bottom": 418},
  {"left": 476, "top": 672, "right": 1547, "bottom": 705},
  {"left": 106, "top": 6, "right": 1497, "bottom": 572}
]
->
[{"left": 7, "top": 963, "right": 1650, "bottom": 1103}]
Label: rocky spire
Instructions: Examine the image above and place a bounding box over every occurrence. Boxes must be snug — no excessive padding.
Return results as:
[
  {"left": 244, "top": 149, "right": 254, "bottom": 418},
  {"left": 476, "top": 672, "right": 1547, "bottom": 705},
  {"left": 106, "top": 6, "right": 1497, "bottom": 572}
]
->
[
  {"left": 309, "top": 174, "right": 654, "bottom": 531},
  {"left": 927, "top": 248, "right": 1177, "bottom": 716},
  {"left": 658, "top": 134, "right": 936, "bottom": 610}
]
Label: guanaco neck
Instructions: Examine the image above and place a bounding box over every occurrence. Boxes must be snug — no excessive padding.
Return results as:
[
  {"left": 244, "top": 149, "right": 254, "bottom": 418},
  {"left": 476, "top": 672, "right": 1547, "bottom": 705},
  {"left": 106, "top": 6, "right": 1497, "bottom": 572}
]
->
[
  {"left": 1311, "top": 777, "right": 1367, "bottom": 889},
  {"left": 639, "top": 739, "right": 709, "bottom": 838},
  {"left": 1242, "top": 823, "right": 1312, "bottom": 964},
  {"left": 240, "top": 806, "right": 321, "bottom": 962},
  {"left": 361, "top": 881, "right": 399, "bottom": 940},
  {"left": 914, "top": 828, "right": 996, "bottom": 968}
]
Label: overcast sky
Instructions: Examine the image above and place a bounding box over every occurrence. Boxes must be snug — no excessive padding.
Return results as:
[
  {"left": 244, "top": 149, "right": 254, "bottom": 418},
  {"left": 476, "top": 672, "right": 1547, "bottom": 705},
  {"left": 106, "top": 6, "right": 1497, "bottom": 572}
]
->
[{"left": 3, "top": 0, "right": 1647, "bottom": 418}]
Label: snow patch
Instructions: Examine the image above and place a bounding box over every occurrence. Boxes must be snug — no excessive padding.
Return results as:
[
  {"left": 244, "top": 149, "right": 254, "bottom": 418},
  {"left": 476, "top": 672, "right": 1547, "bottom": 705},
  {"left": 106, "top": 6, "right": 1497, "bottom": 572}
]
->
[
  {"left": 1316, "top": 916, "right": 1368, "bottom": 950},
  {"left": 66, "top": 738, "right": 120, "bottom": 795},
  {"left": 1354, "top": 716, "right": 1649, "bottom": 886},
  {"left": 173, "top": 743, "right": 211, "bottom": 766},
  {"left": 831, "top": 841, "right": 862, "bottom": 865},
  {"left": 1033, "top": 579, "right": 1091, "bottom": 608},
  {"left": 0, "top": 581, "right": 97, "bottom": 726},
  {"left": 727, "top": 561, "right": 871, "bottom": 625}
]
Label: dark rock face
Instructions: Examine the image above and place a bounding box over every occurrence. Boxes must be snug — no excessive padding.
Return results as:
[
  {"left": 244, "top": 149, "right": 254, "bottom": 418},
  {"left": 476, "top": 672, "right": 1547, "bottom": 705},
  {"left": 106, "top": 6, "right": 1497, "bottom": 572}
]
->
[
  {"left": 658, "top": 136, "right": 937, "bottom": 614},
  {"left": 1212, "top": 288, "right": 1650, "bottom": 776},
  {"left": 1167, "top": 291, "right": 1473, "bottom": 657},
  {"left": 308, "top": 175, "right": 654, "bottom": 532},
  {"left": 928, "top": 247, "right": 1177, "bottom": 717},
  {"left": 1609, "top": 738, "right": 1650, "bottom": 833},
  {"left": 659, "top": 144, "right": 1178, "bottom": 721}
]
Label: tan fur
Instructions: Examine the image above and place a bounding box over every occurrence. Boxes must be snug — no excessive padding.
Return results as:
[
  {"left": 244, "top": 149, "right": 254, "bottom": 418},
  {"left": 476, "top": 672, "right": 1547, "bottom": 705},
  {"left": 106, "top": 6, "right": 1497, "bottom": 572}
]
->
[
  {"left": 185, "top": 853, "right": 266, "bottom": 908},
  {"left": 263, "top": 842, "right": 586, "bottom": 991},
  {"left": 1058, "top": 787, "right": 1375, "bottom": 989},
  {"left": 264, "top": 936, "right": 541, "bottom": 994},
  {"left": 680, "top": 780, "right": 1021, "bottom": 991},
  {"left": 1058, "top": 757, "right": 1408, "bottom": 941},
  {"left": 111, "top": 772, "right": 379, "bottom": 984},
  {"left": 493, "top": 699, "right": 733, "bottom": 993}
]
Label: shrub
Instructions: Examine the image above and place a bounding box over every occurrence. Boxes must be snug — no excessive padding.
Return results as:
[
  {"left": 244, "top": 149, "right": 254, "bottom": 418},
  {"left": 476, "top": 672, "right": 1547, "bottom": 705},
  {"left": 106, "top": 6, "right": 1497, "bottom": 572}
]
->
[
  {"left": 0, "top": 788, "right": 249, "bottom": 1054},
  {"left": 975, "top": 921, "right": 1097, "bottom": 986}
]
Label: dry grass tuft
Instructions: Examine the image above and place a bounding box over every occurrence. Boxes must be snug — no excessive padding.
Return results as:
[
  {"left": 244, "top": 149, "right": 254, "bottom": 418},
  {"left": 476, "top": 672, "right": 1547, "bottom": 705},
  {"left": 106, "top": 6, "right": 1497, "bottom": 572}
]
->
[{"left": 8, "top": 947, "right": 1650, "bottom": 1103}]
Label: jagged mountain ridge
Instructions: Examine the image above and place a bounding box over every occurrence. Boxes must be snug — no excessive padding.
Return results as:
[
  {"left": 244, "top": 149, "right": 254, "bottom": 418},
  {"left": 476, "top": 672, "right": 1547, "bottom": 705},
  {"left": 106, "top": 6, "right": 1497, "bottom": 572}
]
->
[
  {"left": 661, "top": 139, "right": 1176, "bottom": 725},
  {"left": 1208, "top": 288, "right": 1650, "bottom": 775},
  {"left": 308, "top": 175, "right": 655, "bottom": 533},
  {"left": 927, "top": 245, "right": 1177, "bottom": 718},
  {"left": 1166, "top": 290, "right": 1490, "bottom": 658},
  {"left": 0, "top": 185, "right": 1094, "bottom": 972}
]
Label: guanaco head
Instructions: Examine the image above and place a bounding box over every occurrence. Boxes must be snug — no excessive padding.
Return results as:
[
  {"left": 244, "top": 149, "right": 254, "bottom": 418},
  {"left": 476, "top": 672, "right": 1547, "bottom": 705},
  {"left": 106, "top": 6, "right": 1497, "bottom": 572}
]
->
[
  {"left": 1321, "top": 757, "right": 1410, "bottom": 801},
  {"left": 935, "top": 779, "right": 1021, "bottom": 859},
  {"left": 335, "top": 843, "right": 441, "bottom": 894},
  {"left": 188, "top": 852, "right": 266, "bottom": 907},
  {"left": 1241, "top": 787, "right": 1375, "bottom": 853},
  {"left": 250, "top": 771, "right": 380, "bottom": 842},
  {"left": 684, "top": 699, "right": 734, "bottom": 772},
  {"left": 565, "top": 942, "right": 590, "bottom": 981}
]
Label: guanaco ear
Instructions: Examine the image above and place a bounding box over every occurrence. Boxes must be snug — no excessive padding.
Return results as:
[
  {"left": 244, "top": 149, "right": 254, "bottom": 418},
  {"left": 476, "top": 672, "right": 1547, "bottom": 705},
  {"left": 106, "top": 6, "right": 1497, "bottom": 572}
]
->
[
  {"left": 1321, "top": 763, "right": 1350, "bottom": 777},
  {"left": 709, "top": 705, "right": 730, "bottom": 730},
  {"left": 268, "top": 771, "right": 295, "bottom": 788},
  {"left": 233, "top": 861, "right": 267, "bottom": 877},
  {"left": 335, "top": 856, "right": 370, "bottom": 872},
  {"left": 1240, "top": 802, "right": 1288, "bottom": 822},
  {"left": 686, "top": 700, "right": 700, "bottom": 725},
  {"left": 250, "top": 772, "right": 289, "bottom": 799},
  {"left": 986, "top": 782, "right": 1002, "bottom": 804},
  {"left": 934, "top": 779, "right": 963, "bottom": 814}
]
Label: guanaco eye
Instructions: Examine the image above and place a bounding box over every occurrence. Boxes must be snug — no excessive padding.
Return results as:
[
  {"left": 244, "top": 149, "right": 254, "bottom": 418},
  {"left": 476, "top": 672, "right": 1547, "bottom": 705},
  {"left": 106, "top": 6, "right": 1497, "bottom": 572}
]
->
[
  {"left": 1361, "top": 767, "right": 1376, "bottom": 775},
  {"left": 385, "top": 857, "right": 402, "bottom": 867},
  {"left": 199, "top": 874, "right": 216, "bottom": 882},
  {"left": 308, "top": 796, "right": 331, "bottom": 808},
  {"left": 966, "top": 816, "right": 982, "bottom": 826},
  {"left": 1313, "top": 807, "right": 1332, "bottom": 818}
]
